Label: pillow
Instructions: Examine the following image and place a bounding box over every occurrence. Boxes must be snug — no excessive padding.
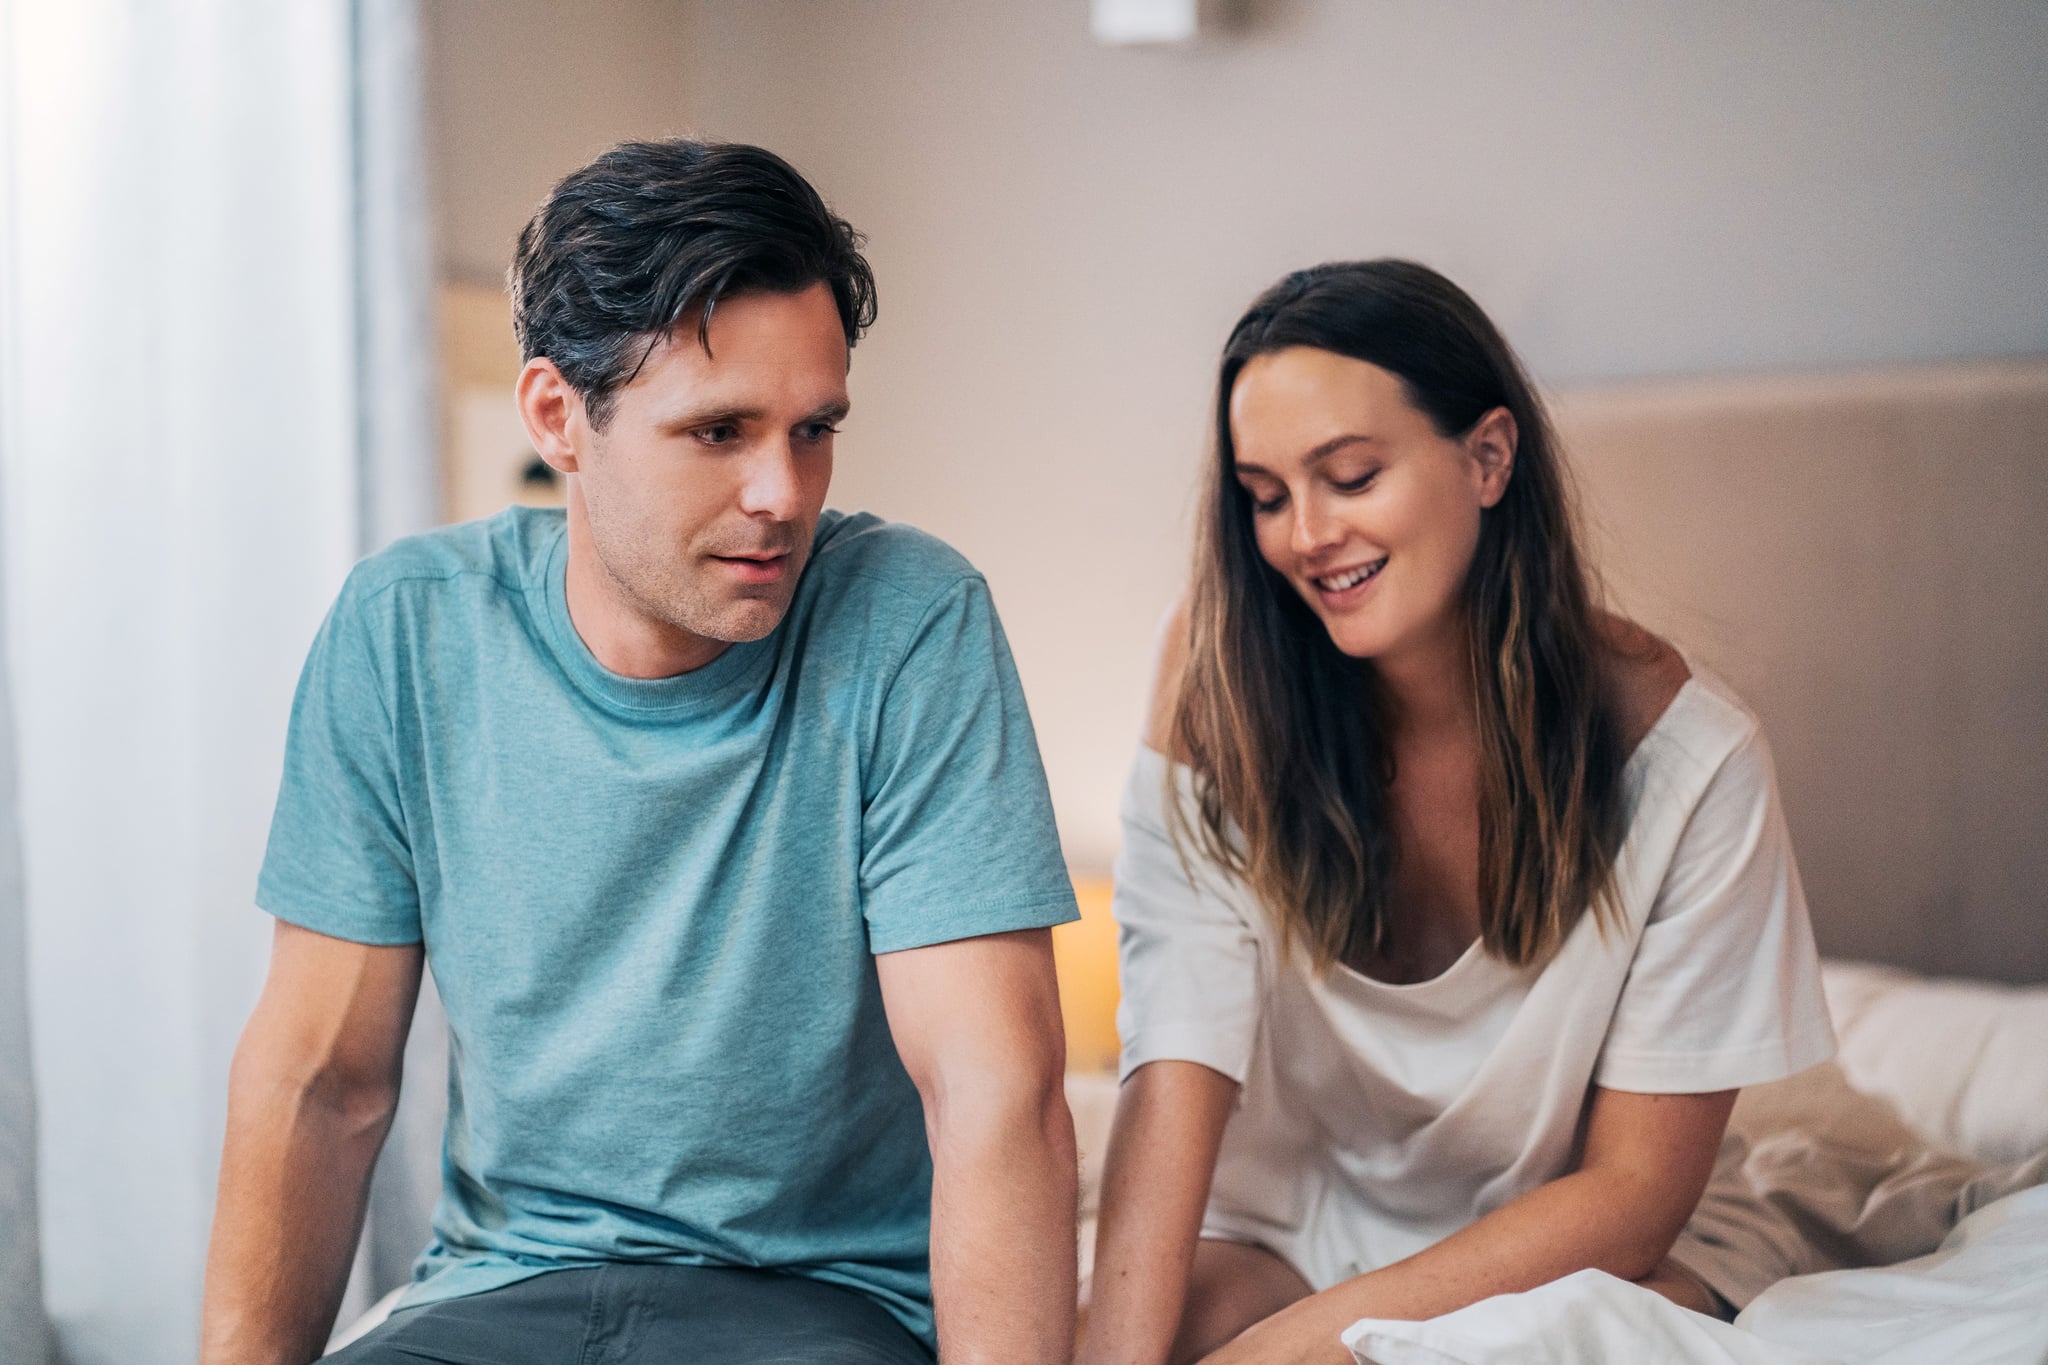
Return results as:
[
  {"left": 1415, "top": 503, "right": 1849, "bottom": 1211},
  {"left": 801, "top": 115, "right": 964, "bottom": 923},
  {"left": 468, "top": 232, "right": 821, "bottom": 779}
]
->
[{"left": 1821, "top": 961, "right": 2048, "bottom": 1164}]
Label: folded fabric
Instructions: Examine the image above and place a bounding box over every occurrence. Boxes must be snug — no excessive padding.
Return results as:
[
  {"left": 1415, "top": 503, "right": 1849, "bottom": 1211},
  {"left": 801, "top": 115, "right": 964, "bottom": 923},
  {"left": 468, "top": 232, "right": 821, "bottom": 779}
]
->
[
  {"left": 1341, "top": 1188, "right": 2048, "bottom": 1365},
  {"left": 1736, "top": 1183, "right": 2048, "bottom": 1365},
  {"left": 1341, "top": 1270, "right": 1833, "bottom": 1365},
  {"left": 1673, "top": 1059, "right": 2048, "bottom": 1308}
]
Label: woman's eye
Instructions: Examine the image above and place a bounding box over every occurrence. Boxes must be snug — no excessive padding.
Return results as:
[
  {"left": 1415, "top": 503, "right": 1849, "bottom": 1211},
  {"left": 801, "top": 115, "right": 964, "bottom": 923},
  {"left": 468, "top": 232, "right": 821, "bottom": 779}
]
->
[
  {"left": 1240, "top": 486, "right": 1285, "bottom": 514},
  {"left": 1333, "top": 469, "right": 1379, "bottom": 494}
]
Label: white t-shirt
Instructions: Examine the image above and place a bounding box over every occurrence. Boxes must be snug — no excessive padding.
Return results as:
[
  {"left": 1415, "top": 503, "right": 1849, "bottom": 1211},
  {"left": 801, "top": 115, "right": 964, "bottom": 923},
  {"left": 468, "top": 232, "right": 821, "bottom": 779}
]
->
[{"left": 1113, "top": 667, "right": 1837, "bottom": 1290}]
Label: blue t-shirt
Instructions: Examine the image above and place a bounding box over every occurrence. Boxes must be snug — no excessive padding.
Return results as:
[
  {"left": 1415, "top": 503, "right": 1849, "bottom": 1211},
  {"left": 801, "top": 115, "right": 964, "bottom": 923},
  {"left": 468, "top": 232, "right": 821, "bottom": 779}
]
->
[{"left": 256, "top": 506, "right": 1078, "bottom": 1347}]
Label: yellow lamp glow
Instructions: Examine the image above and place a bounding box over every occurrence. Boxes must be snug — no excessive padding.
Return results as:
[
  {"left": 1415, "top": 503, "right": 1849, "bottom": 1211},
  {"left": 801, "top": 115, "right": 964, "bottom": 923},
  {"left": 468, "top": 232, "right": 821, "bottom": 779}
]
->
[{"left": 1053, "top": 878, "right": 1122, "bottom": 1073}]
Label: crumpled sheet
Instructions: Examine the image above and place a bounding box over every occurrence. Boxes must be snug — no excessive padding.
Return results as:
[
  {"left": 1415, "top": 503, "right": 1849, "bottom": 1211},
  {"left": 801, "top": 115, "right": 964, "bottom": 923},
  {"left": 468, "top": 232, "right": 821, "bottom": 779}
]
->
[
  {"left": 1342, "top": 1185, "right": 2048, "bottom": 1365},
  {"left": 1342, "top": 1269, "right": 1831, "bottom": 1365},
  {"left": 1674, "top": 1059, "right": 2048, "bottom": 1309}
]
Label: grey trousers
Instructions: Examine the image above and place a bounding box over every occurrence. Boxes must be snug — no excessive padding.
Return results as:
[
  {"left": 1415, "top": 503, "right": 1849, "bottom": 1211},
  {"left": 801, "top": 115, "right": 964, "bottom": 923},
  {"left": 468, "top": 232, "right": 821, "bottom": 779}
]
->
[{"left": 326, "top": 1264, "right": 936, "bottom": 1365}]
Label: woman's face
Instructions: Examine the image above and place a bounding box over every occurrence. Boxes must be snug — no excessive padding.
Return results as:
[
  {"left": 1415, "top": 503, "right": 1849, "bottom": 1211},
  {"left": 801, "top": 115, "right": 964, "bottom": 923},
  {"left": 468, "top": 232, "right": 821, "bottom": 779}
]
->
[{"left": 1228, "top": 346, "right": 1515, "bottom": 663}]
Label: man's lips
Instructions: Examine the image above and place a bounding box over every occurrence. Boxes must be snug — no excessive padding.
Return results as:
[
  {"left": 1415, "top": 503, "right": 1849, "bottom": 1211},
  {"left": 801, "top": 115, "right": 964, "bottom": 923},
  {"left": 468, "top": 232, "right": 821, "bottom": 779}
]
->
[{"left": 709, "top": 549, "right": 794, "bottom": 585}]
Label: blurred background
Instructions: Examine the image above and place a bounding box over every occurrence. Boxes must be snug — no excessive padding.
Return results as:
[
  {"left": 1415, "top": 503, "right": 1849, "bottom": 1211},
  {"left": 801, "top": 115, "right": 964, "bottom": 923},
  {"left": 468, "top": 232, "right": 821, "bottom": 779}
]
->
[{"left": 1, "top": 2, "right": 2044, "bottom": 1362}]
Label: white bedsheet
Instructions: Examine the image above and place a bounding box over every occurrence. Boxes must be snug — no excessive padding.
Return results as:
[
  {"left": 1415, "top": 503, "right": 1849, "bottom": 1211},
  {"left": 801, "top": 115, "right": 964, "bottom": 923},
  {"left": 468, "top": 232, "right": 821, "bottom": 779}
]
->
[
  {"left": 1343, "top": 1185, "right": 2048, "bottom": 1365},
  {"left": 1342, "top": 1270, "right": 1831, "bottom": 1365}
]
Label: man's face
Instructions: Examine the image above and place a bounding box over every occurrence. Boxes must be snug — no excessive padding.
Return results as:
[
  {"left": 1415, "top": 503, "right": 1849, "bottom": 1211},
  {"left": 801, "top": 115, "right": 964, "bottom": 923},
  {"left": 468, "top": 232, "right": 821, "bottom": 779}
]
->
[{"left": 569, "top": 283, "right": 849, "bottom": 654}]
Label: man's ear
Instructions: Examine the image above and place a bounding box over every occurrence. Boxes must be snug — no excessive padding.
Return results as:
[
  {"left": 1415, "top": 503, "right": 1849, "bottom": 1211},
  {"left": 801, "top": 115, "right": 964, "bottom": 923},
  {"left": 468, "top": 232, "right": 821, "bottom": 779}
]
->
[
  {"left": 516, "top": 358, "right": 587, "bottom": 475},
  {"left": 1468, "top": 406, "right": 1518, "bottom": 509}
]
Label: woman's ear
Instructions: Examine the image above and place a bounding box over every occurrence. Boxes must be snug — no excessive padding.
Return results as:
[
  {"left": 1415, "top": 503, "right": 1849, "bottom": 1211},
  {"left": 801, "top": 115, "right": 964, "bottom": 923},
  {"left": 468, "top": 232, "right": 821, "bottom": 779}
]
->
[
  {"left": 515, "top": 358, "right": 586, "bottom": 475},
  {"left": 1468, "top": 407, "right": 1518, "bottom": 508}
]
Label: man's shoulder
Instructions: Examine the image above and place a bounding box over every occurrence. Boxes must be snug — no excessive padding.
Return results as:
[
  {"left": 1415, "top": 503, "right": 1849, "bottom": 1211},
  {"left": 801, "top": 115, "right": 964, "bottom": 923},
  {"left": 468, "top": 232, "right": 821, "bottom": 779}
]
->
[
  {"left": 804, "top": 509, "right": 984, "bottom": 614},
  {"left": 339, "top": 507, "right": 561, "bottom": 617}
]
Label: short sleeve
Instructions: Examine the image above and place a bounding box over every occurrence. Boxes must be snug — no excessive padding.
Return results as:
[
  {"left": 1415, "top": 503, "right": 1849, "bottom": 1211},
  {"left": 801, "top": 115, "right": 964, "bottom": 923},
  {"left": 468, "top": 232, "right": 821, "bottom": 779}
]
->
[
  {"left": 1113, "top": 748, "right": 1265, "bottom": 1086},
  {"left": 1595, "top": 724, "right": 1836, "bottom": 1093},
  {"left": 859, "top": 575, "right": 1078, "bottom": 953},
  {"left": 254, "top": 580, "right": 421, "bottom": 945}
]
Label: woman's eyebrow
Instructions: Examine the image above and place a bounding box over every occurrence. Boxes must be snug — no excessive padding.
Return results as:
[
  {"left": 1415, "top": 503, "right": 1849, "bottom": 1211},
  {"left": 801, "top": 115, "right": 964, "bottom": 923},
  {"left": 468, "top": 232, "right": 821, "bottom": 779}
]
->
[{"left": 1235, "top": 433, "right": 1380, "bottom": 476}]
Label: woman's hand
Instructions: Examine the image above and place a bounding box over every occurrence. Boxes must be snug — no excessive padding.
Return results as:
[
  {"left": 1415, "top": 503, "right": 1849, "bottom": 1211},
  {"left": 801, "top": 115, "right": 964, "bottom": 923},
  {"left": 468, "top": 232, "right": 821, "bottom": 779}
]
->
[
  {"left": 1198, "top": 1085, "right": 1738, "bottom": 1363},
  {"left": 1196, "top": 1290, "right": 1360, "bottom": 1365}
]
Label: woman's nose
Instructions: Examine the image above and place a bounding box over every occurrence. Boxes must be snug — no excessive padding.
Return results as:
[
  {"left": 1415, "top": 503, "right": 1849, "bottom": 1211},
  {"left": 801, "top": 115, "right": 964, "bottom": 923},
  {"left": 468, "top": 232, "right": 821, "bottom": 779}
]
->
[{"left": 1290, "top": 495, "right": 1340, "bottom": 557}]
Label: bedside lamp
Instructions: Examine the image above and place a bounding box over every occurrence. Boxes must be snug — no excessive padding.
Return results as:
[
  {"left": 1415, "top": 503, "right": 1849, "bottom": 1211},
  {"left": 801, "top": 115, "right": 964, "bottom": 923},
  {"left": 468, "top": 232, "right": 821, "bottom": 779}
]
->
[{"left": 1053, "top": 877, "right": 1122, "bottom": 1073}]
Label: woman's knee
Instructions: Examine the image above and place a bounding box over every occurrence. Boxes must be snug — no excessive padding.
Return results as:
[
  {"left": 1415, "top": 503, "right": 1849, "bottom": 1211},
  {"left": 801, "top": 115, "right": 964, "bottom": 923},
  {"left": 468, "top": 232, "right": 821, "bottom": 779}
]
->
[{"left": 1169, "top": 1238, "right": 1314, "bottom": 1363}]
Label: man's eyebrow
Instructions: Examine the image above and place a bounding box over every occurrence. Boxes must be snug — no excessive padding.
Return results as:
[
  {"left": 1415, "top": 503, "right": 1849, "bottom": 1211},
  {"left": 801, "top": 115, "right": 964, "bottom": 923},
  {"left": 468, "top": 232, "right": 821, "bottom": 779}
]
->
[
  {"left": 655, "top": 398, "right": 851, "bottom": 432},
  {"left": 656, "top": 404, "right": 765, "bottom": 432},
  {"left": 1234, "top": 432, "right": 1379, "bottom": 477}
]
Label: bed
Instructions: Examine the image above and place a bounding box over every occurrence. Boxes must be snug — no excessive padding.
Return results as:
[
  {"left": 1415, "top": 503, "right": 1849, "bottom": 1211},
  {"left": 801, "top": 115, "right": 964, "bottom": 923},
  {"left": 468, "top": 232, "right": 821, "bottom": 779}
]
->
[
  {"left": 1062, "top": 356, "right": 2048, "bottom": 1362},
  {"left": 1332, "top": 972, "right": 2048, "bottom": 1364},
  {"left": 1065, "top": 961, "right": 2048, "bottom": 1365}
]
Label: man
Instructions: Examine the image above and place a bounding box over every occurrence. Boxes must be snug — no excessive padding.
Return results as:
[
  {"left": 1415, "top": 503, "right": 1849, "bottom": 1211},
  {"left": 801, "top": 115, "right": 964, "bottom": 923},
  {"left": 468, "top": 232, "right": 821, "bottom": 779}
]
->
[{"left": 200, "top": 140, "right": 1079, "bottom": 1365}]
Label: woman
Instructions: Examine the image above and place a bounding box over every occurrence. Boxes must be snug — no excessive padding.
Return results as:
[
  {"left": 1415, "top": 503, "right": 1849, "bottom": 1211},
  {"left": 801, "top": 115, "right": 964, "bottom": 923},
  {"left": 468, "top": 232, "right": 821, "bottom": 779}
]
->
[{"left": 1079, "top": 261, "right": 1835, "bottom": 1365}]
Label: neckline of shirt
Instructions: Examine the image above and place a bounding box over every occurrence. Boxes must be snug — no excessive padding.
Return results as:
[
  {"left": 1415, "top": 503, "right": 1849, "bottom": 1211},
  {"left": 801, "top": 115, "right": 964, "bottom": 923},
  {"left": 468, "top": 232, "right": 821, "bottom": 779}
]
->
[
  {"left": 1327, "top": 672, "right": 1708, "bottom": 999},
  {"left": 1130, "top": 671, "right": 1713, "bottom": 1004},
  {"left": 535, "top": 519, "right": 779, "bottom": 719}
]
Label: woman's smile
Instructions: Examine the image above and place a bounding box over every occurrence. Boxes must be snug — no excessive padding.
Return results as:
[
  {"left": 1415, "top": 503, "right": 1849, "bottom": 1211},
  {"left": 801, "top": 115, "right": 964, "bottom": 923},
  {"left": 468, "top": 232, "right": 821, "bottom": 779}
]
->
[{"left": 1310, "top": 555, "right": 1387, "bottom": 608}]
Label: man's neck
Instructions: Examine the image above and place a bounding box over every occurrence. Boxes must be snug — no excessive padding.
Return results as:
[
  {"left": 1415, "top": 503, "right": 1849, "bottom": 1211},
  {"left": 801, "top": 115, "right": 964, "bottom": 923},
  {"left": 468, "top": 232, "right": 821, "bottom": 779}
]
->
[{"left": 561, "top": 496, "right": 728, "bottom": 680}]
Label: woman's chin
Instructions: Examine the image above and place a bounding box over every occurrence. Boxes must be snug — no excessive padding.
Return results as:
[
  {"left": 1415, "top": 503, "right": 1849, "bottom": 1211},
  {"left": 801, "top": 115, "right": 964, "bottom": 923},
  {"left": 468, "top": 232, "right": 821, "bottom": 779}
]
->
[{"left": 1321, "top": 618, "right": 1390, "bottom": 660}]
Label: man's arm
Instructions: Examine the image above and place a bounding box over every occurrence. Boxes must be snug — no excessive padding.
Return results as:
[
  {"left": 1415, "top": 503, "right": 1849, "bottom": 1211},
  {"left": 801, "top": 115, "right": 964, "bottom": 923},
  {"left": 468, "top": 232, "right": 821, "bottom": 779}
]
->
[
  {"left": 201, "top": 920, "right": 423, "bottom": 1365},
  {"left": 877, "top": 927, "right": 1078, "bottom": 1365}
]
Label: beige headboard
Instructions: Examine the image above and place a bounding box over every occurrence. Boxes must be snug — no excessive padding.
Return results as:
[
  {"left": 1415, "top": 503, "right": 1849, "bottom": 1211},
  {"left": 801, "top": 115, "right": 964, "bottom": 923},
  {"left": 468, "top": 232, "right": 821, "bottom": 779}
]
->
[{"left": 1554, "top": 358, "right": 2048, "bottom": 985}]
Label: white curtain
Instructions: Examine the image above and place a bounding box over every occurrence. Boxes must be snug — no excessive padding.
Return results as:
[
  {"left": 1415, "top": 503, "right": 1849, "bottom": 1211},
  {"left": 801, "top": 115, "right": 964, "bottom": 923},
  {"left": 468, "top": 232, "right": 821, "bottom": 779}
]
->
[
  {"left": 0, "top": 12, "right": 51, "bottom": 1364},
  {"left": 342, "top": 0, "right": 448, "bottom": 1329},
  {"left": 0, "top": 2, "right": 437, "bottom": 1361},
  {"left": 0, "top": 72, "right": 52, "bottom": 1331}
]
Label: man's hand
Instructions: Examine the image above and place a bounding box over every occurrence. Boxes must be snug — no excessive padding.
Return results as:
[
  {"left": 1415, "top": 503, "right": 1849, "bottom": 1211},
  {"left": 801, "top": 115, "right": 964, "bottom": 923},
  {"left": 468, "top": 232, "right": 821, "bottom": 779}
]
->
[
  {"left": 878, "top": 927, "right": 1077, "bottom": 1365},
  {"left": 200, "top": 921, "right": 422, "bottom": 1365}
]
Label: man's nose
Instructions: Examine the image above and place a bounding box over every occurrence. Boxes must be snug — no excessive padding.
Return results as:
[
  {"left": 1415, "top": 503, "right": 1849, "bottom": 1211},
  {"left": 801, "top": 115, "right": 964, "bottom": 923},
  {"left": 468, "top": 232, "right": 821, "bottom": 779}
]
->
[{"left": 737, "top": 443, "right": 803, "bottom": 520}]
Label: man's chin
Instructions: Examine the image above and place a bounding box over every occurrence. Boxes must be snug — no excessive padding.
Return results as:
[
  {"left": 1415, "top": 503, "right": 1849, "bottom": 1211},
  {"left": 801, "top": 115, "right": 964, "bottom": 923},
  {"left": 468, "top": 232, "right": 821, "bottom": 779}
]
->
[{"left": 690, "top": 594, "right": 795, "bottom": 646}]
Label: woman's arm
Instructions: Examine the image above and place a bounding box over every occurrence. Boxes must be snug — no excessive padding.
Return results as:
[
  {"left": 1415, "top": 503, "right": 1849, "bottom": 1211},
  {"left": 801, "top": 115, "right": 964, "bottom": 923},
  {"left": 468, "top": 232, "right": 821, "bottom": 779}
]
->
[
  {"left": 1078, "top": 1059, "right": 1240, "bottom": 1365},
  {"left": 1197, "top": 1084, "right": 1737, "bottom": 1365}
]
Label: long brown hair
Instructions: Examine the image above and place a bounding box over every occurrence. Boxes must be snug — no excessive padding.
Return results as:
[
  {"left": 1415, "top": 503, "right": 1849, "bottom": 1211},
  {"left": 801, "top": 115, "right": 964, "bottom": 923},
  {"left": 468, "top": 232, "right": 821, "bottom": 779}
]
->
[{"left": 1173, "top": 260, "right": 1625, "bottom": 970}]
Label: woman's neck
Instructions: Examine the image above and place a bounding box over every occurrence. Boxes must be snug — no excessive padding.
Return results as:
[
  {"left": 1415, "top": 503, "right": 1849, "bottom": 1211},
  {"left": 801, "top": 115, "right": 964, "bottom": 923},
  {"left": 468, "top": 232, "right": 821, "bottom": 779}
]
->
[{"left": 1372, "top": 615, "right": 1479, "bottom": 746}]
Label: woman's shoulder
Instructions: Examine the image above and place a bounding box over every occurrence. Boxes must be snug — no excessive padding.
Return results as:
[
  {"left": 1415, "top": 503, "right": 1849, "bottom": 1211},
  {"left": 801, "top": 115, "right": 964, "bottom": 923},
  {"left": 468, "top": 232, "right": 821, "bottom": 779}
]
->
[
  {"left": 1597, "top": 613, "right": 1694, "bottom": 755},
  {"left": 1598, "top": 616, "right": 1774, "bottom": 808}
]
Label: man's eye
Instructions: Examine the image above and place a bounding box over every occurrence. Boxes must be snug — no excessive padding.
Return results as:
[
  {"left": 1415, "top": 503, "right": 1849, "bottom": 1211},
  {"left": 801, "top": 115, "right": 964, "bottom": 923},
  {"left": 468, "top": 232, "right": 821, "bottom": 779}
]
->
[
  {"left": 695, "top": 424, "right": 739, "bottom": 446},
  {"left": 797, "top": 422, "right": 841, "bottom": 443}
]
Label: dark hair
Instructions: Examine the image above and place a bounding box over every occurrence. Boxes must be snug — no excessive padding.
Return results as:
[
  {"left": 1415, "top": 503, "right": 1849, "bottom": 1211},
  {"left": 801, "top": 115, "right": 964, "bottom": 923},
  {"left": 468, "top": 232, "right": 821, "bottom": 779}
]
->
[
  {"left": 1173, "top": 259, "right": 1626, "bottom": 970},
  {"left": 509, "top": 139, "right": 878, "bottom": 428}
]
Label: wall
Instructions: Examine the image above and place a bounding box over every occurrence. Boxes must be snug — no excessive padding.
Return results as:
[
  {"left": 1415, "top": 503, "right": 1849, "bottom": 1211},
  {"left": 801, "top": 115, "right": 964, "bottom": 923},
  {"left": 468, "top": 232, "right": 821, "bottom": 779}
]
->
[
  {"left": 1557, "top": 360, "right": 2048, "bottom": 983},
  {"left": 423, "top": 0, "right": 695, "bottom": 284},
  {"left": 423, "top": 2, "right": 2048, "bottom": 974},
  {"left": 672, "top": 0, "right": 2048, "bottom": 876}
]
